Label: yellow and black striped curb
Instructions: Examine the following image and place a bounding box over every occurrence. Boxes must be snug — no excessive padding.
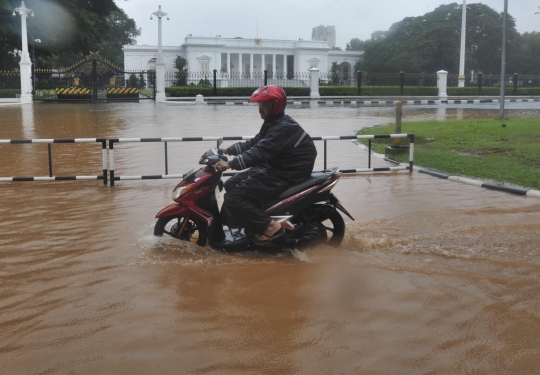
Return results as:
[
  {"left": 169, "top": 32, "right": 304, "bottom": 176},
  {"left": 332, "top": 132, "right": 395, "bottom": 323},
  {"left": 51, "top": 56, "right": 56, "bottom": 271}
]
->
[
  {"left": 56, "top": 88, "right": 91, "bottom": 95},
  {"left": 106, "top": 88, "right": 139, "bottom": 95}
]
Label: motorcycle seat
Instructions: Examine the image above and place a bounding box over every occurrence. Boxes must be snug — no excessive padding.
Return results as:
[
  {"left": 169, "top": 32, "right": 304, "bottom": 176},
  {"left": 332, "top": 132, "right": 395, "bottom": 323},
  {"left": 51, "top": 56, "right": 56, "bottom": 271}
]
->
[{"left": 278, "top": 173, "right": 327, "bottom": 199}]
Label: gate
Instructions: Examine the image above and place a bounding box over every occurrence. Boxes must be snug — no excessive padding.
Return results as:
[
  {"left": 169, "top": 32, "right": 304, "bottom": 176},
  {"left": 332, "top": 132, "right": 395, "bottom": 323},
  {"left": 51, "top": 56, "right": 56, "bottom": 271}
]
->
[{"left": 33, "top": 54, "right": 155, "bottom": 101}]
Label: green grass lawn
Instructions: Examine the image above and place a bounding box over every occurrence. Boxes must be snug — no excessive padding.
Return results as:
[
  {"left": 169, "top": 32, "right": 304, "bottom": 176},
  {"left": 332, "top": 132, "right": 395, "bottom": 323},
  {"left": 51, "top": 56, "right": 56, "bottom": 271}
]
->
[{"left": 357, "top": 117, "right": 540, "bottom": 189}]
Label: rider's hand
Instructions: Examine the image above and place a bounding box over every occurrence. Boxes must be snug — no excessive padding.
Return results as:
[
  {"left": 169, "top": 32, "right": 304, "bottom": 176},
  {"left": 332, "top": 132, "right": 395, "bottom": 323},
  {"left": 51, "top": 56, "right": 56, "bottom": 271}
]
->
[
  {"left": 219, "top": 148, "right": 228, "bottom": 155},
  {"left": 215, "top": 160, "right": 230, "bottom": 172}
]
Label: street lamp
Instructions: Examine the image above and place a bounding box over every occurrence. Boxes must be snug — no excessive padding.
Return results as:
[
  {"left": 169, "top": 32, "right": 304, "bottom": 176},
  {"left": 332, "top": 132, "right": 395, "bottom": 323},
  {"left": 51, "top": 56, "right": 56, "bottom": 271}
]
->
[
  {"left": 13, "top": 1, "right": 34, "bottom": 103},
  {"left": 458, "top": 0, "right": 466, "bottom": 88},
  {"left": 150, "top": 5, "right": 169, "bottom": 101},
  {"left": 499, "top": 0, "right": 509, "bottom": 119},
  {"left": 30, "top": 37, "right": 41, "bottom": 91}
]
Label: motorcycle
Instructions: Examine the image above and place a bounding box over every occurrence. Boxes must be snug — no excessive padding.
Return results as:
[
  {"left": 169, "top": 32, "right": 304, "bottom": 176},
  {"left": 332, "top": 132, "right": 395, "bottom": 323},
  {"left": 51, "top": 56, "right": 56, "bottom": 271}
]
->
[{"left": 153, "top": 140, "right": 354, "bottom": 251}]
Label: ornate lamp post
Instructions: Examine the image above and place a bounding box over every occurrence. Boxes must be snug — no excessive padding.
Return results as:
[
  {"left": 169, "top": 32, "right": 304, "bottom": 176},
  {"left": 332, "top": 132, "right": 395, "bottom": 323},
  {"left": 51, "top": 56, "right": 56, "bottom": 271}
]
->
[
  {"left": 151, "top": 5, "right": 169, "bottom": 101},
  {"left": 13, "top": 1, "right": 34, "bottom": 103},
  {"left": 458, "top": 0, "right": 466, "bottom": 88}
]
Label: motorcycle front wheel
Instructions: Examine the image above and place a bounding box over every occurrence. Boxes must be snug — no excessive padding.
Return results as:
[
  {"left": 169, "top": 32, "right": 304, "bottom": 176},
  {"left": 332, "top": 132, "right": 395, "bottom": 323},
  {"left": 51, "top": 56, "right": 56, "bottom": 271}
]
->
[
  {"left": 294, "top": 205, "right": 346, "bottom": 247},
  {"left": 154, "top": 216, "right": 207, "bottom": 246}
]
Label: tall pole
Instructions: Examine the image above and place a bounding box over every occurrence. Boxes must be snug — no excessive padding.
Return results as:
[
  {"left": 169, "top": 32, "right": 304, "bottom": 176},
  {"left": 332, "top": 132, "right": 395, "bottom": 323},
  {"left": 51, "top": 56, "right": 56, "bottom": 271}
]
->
[
  {"left": 499, "top": 0, "right": 508, "bottom": 119},
  {"left": 13, "top": 1, "right": 34, "bottom": 103},
  {"left": 31, "top": 39, "right": 35, "bottom": 91},
  {"left": 458, "top": 0, "right": 466, "bottom": 87},
  {"left": 157, "top": 14, "right": 163, "bottom": 64},
  {"left": 151, "top": 5, "right": 169, "bottom": 102}
]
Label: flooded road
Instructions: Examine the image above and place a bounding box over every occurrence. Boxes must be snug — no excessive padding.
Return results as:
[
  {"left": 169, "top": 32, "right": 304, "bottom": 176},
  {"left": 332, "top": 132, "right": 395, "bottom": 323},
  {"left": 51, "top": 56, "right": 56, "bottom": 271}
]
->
[{"left": 1, "top": 102, "right": 540, "bottom": 374}]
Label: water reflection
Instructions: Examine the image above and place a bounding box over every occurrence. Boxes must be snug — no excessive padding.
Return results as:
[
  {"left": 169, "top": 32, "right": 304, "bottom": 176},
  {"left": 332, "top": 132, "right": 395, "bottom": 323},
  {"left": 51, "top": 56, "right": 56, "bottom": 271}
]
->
[
  {"left": 21, "top": 103, "right": 34, "bottom": 139},
  {"left": 0, "top": 102, "right": 540, "bottom": 374}
]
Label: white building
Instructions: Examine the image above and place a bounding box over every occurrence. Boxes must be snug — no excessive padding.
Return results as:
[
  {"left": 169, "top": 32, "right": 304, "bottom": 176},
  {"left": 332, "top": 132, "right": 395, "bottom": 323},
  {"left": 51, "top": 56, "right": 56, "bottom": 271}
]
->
[
  {"left": 312, "top": 25, "right": 336, "bottom": 49},
  {"left": 123, "top": 35, "right": 363, "bottom": 85}
]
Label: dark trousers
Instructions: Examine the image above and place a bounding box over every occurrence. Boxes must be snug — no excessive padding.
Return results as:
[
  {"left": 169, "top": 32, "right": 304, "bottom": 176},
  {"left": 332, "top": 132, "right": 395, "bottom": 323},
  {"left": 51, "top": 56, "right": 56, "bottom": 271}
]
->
[{"left": 222, "top": 166, "right": 288, "bottom": 235}]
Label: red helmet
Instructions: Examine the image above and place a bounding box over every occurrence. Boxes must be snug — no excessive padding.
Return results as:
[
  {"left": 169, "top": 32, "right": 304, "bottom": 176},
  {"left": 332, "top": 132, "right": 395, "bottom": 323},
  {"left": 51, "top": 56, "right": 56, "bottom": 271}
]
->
[{"left": 248, "top": 85, "right": 287, "bottom": 116}]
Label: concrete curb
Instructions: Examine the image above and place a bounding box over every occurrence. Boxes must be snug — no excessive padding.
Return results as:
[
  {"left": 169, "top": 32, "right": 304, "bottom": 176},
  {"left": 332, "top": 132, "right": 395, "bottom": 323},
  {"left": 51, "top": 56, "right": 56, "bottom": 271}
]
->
[
  {"left": 419, "top": 169, "right": 539, "bottom": 198},
  {"left": 165, "top": 98, "right": 540, "bottom": 106}
]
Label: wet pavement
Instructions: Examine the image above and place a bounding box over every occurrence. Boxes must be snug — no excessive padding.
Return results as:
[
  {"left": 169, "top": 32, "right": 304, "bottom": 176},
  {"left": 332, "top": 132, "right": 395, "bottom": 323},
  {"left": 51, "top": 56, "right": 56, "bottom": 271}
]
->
[{"left": 1, "top": 102, "right": 540, "bottom": 374}]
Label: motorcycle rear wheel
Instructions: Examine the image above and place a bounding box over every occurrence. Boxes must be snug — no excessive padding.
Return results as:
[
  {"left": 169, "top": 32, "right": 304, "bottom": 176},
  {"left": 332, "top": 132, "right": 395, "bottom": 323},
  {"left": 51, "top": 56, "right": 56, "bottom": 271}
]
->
[
  {"left": 294, "top": 205, "right": 345, "bottom": 247},
  {"left": 154, "top": 216, "right": 207, "bottom": 246}
]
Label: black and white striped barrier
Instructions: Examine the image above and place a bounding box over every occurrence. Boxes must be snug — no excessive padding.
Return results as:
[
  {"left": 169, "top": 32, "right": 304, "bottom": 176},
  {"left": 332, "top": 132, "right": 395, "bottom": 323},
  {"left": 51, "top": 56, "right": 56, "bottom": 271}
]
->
[
  {"left": 198, "top": 98, "right": 540, "bottom": 106},
  {"left": 419, "top": 169, "right": 540, "bottom": 198},
  {"left": 0, "top": 138, "right": 107, "bottom": 184},
  {"left": 108, "top": 134, "right": 414, "bottom": 186}
]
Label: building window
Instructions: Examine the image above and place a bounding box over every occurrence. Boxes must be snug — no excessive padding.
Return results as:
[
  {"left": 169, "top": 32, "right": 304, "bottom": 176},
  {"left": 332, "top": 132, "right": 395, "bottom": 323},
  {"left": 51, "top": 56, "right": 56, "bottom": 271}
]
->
[
  {"left": 197, "top": 55, "right": 212, "bottom": 73},
  {"left": 308, "top": 57, "right": 321, "bottom": 69}
]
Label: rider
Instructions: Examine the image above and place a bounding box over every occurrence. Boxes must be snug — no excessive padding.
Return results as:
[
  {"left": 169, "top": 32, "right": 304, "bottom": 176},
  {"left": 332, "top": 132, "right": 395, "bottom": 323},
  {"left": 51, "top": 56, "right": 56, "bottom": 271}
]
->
[{"left": 214, "top": 85, "right": 317, "bottom": 244}]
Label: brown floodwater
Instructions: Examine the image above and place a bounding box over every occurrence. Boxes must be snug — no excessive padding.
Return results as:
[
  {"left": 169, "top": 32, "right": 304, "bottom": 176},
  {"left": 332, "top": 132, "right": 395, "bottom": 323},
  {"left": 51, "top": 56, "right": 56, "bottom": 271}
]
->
[{"left": 1, "top": 102, "right": 540, "bottom": 375}]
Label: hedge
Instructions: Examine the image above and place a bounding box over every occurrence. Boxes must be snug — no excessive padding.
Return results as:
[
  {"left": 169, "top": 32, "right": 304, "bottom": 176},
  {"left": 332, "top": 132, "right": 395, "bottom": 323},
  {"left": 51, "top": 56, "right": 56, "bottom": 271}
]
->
[
  {"left": 447, "top": 87, "right": 540, "bottom": 96},
  {"left": 165, "top": 85, "right": 540, "bottom": 97},
  {"left": 0, "top": 89, "right": 20, "bottom": 98},
  {"left": 320, "top": 86, "right": 438, "bottom": 96},
  {"left": 165, "top": 86, "right": 310, "bottom": 97}
]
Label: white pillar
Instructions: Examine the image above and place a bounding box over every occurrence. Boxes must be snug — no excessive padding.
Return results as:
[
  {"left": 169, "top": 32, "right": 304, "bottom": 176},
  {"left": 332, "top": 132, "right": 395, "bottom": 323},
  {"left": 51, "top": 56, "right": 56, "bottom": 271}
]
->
[
  {"left": 309, "top": 67, "right": 320, "bottom": 99},
  {"left": 249, "top": 54, "right": 253, "bottom": 79},
  {"left": 437, "top": 70, "right": 448, "bottom": 98},
  {"left": 227, "top": 53, "right": 231, "bottom": 74},
  {"left": 272, "top": 54, "right": 276, "bottom": 75},
  {"left": 458, "top": 0, "right": 466, "bottom": 88},
  {"left": 155, "top": 15, "right": 165, "bottom": 101},
  {"left": 284, "top": 55, "right": 288, "bottom": 79},
  {"left": 151, "top": 5, "right": 169, "bottom": 102},
  {"left": 238, "top": 53, "right": 243, "bottom": 77},
  {"left": 13, "top": 1, "right": 34, "bottom": 103}
]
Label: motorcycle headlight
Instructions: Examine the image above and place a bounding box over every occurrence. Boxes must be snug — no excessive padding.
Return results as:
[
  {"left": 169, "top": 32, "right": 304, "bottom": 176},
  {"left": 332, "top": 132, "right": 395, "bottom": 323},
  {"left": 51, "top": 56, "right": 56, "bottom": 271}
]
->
[{"left": 172, "top": 184, "right": 194, "bottom": 201}]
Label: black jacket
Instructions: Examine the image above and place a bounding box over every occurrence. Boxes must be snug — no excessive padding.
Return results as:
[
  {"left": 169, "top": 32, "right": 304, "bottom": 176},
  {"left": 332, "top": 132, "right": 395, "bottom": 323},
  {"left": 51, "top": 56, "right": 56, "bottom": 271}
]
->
[{"left": 227, "top": 113, "right": 317, "bottom": 184}]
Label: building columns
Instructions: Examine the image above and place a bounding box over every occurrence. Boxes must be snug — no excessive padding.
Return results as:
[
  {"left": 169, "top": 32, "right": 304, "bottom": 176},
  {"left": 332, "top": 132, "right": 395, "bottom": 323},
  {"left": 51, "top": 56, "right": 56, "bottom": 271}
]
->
[
  {"left": 238, "top": 53, "right": 243, "bottom": 76},
  {"left": 272, "top": 54, "right": 276, "bottom": 75},
  {"left": 283, "top": 55, "right": 288, "bottom": 78},
  {"left": 249, "top": 54, "right": 253, "bottom": 78},
  {"left": 227, "top": 53, "right": 231, "bottom": 74}
]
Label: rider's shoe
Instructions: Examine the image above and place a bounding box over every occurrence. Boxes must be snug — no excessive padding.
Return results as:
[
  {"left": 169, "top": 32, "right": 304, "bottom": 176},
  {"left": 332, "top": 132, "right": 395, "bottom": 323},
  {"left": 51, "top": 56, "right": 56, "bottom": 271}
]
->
[{"left": 253, "top": 226, "right": 285, "bottom": 246}]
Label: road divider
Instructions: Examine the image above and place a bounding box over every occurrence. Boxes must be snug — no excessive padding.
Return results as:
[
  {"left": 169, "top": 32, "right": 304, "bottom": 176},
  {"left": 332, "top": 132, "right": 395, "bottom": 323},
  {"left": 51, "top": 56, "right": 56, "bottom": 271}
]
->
[{"left": 0, "top": 138, "right": 107, "bottom": 184}]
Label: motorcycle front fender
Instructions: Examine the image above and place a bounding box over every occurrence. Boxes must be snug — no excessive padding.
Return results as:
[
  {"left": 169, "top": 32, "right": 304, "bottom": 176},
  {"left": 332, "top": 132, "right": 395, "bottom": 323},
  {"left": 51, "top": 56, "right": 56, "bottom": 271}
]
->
[
  {"left": 329, "top": 193, "right": 355, "bottom": 221},
  {"left": 155, "top": 203, "right": 190, "bottom": 219},
  {"left": 155, "top": 202, "right": 214, "bottom": 228}
]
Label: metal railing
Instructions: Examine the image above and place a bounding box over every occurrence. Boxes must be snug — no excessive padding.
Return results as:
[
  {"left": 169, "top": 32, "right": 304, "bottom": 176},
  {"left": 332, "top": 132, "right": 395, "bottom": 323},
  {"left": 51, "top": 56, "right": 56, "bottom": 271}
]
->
[
  {"left": 0, "top": 70, "right": 21, "bottom": 98},
  {"left": 0, "top": 138, "right": 107, "bottom": 183},
  {"left": 0, "top": 135, "right": 414, "bottom": 186},
  {"left": 108, "top": 134, "right": 414, "bottom": 186}
]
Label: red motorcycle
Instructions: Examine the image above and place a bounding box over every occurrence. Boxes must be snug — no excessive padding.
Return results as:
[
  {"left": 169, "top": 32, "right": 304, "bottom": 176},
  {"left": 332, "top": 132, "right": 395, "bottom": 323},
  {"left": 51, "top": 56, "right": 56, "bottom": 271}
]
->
[{"left": 154, "top": 141, "right": 354, "bottom": 251}]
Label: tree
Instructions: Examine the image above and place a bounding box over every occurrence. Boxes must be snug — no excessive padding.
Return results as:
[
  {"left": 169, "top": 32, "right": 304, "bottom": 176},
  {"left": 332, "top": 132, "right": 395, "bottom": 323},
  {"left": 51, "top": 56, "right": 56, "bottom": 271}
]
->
[
  {"left": 512, "top": 32, "right": 540, "bottom": 75},
  {"left": 173, "top": 55, "right": 188, "bottom": 86},
  {"left": 357, "top": 3, "right": 521, "bottom": 74},
  {"left": 96, "top": 9, "right": 140, "bottom": 67},
  {"left": 345, "top": 38, "right": 365, "bottom": 51},
  {"left": 330, "top": 61, "right": 339, "bottom": 85},
  {"left": 0, "top": 0, "right": 139, "bottom": 69}
]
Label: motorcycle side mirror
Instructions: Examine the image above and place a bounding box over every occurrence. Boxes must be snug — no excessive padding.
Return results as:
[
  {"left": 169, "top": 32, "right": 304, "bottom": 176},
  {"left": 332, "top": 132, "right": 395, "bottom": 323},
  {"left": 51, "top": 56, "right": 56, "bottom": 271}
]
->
[{"left": 217, "top": 138, "right": 223, "bottom": 148}]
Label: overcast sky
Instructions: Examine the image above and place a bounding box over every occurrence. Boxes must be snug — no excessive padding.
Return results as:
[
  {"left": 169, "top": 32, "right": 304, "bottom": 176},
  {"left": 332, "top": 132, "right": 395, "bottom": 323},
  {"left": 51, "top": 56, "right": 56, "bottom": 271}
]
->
[{"left": 114, "top": 0, "right": 539, "bottom": 49}]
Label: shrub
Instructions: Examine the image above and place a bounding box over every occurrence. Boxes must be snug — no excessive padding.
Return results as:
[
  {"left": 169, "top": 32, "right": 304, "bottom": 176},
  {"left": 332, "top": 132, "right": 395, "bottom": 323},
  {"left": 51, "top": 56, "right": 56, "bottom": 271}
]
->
[
  {"left": 447, "top": 87, "right": 540, "bottom": 96},
  {"left": 164, "top": 85, "right": 540, "bottom": 98},
  {"left": 165, "top": 86, "right": 310, "bottom": 97},
  {"left": 320, "top": 86, "right": 438, "bottom": 96},
  {"left": 0, "top": 89, "right": 20, "bottom": 98}
]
